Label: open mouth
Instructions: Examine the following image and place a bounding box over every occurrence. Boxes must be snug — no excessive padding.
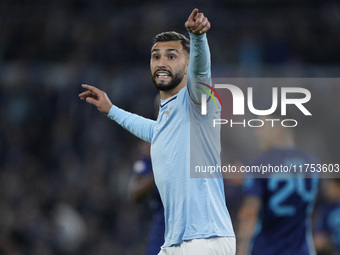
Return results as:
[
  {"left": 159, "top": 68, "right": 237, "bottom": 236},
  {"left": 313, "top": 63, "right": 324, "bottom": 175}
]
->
[{"left": 155, "top": 71, "right": 171, "bottom": 80}]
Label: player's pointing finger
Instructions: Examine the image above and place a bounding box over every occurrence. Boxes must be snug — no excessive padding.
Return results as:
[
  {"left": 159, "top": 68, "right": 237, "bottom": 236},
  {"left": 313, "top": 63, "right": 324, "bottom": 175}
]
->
[
  {"left": 188, "top": 8, "right": 199, "bottom": 21},
  {"left": 194, "top": 13, "right": 204, "bottom": 24},
  {"left": 81, "top": 84, "right": 102, "bottom": 95},
  {"left": 82, "top": 84, "right": 95, "bottom": 91}
]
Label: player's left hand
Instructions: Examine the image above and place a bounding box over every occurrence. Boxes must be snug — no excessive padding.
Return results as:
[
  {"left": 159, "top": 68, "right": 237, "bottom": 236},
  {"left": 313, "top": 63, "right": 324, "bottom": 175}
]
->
[
  {"left": 185, "top": 8, "right": 211, "bottom": 35},
  {"left": 79, "top": 84, "right": 113, "bottom": 116}
]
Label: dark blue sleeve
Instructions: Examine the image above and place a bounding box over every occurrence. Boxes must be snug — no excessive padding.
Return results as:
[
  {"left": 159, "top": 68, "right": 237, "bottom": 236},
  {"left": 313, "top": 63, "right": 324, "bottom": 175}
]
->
[{"left": 243, "top": 177, "right": 265, "bottom": 198}]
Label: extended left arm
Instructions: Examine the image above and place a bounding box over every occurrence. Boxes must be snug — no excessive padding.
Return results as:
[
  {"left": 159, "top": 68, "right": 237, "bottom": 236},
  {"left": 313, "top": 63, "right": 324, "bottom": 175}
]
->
[
  {"left": 187, "top": 33, "right": 211, "bottom": 104},
  {"left": 185, "top": 9, "right": 211, "bottom": 104}
]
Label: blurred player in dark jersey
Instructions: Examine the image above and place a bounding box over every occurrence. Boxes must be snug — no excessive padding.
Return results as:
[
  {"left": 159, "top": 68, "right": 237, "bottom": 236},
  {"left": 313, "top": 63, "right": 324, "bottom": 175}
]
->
[
  {"left": 128, "top": 141, "right": 165, "bottom": 255},
  {"left": 314, "top": 178, "right": 340, "bottom": 255},
  {"left": 237, "top": 114, "right": 319, "bottom": 255}
]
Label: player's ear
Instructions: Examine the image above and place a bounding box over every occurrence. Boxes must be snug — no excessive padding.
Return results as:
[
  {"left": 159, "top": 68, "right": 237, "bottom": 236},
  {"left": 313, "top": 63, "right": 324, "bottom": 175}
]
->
[{"left": 185, "top": 58, "right": 190, "bottom": 74}]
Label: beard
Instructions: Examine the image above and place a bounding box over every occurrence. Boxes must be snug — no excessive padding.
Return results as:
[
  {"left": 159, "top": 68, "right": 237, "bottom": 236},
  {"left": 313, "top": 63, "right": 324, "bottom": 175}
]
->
[{"left": 152, "top": 69, "right": 185, "bottom": 92}]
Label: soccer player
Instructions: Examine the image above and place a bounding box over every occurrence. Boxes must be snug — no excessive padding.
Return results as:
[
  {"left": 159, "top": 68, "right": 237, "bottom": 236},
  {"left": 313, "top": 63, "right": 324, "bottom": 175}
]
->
[
  {"left": 79, "top": 8, "right": 235, "bottom": 255},
  {"left": 314, "top": 179, "right": 340, "bottom": 255},
  {"left": 236, "top": 115, "right": 319, "bottom": 255}
]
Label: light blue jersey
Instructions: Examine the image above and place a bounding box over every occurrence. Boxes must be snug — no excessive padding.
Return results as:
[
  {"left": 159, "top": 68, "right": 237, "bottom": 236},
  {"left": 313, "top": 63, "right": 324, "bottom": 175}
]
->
[{"left": 108, "top": 33, "right": 234, "bottom": 247}]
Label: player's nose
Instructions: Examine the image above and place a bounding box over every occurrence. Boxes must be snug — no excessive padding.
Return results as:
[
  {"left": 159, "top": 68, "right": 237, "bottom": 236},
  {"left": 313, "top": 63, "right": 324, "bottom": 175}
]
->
[{"left": 157, "top": 55, "right": 169, "bottom": 67}]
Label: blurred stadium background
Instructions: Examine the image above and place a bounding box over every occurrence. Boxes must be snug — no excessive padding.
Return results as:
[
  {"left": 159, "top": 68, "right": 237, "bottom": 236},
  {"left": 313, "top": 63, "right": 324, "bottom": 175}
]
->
[{"left": 0, "top": 0, "right": 339, "bottom": 254}]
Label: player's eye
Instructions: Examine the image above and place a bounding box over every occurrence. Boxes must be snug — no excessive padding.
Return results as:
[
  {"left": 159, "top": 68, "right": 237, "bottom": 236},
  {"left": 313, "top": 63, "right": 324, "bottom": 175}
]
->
[
  {"left": 152, "top": 55, "right": 160, "bottom": 60},
  {"left": 169, "top": 55, "right": 176, "bottom": 60}
]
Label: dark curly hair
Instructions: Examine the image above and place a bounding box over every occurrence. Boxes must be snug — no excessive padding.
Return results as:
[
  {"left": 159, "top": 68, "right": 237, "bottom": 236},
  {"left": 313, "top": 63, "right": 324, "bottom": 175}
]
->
[{"left": 152, "top": 31, "right": 190, "bottom": 54}]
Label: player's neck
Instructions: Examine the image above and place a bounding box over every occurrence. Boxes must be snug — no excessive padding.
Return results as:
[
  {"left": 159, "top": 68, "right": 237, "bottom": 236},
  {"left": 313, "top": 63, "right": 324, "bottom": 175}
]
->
[{"left": 159, "top": 79, "right": 187, "bottom": 100}]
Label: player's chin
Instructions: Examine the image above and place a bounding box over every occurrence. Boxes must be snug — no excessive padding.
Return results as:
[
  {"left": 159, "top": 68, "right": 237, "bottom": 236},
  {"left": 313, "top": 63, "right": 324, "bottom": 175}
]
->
[
  {"left": 154, "top": 83, "right": 168, "bottom": 90},
  {"left": 153, "top": 81, "right": 176, "bottom": 92},
  {"left": 153, "top": 77, "right": 169, "bottom": 87}
]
